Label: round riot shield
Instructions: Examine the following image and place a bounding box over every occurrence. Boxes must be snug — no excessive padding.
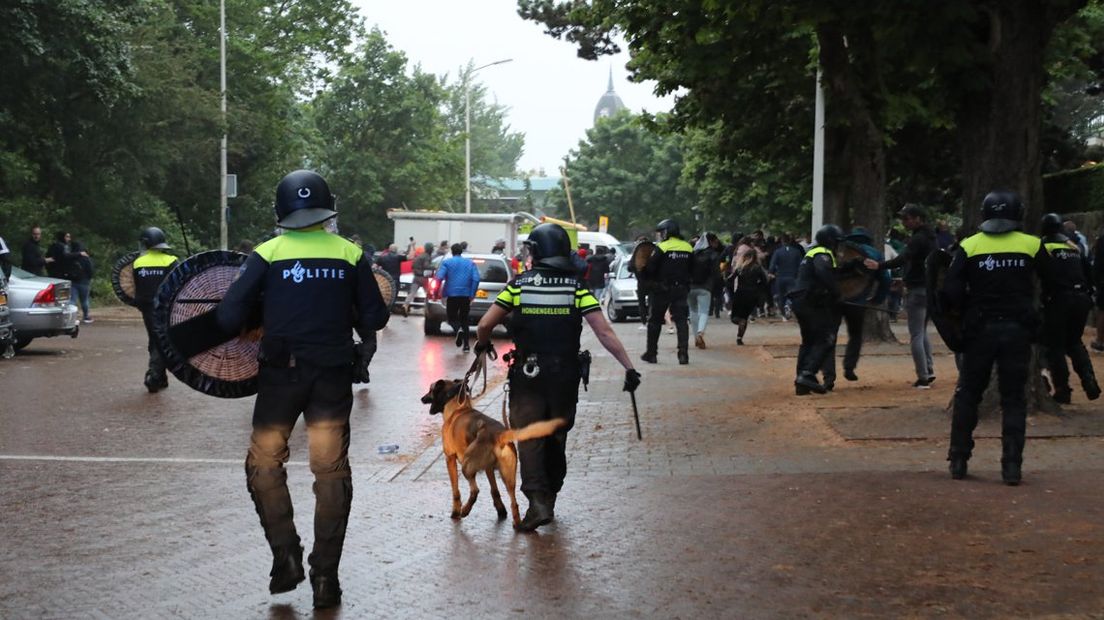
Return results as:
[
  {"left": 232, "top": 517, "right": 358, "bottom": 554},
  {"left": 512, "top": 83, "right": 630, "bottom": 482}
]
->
[
  {"left": 837, "top": 242, "right": 875, "bottom": 301},
  {"left": 152, "top": 250, "right": 260, "bottom": 398},
  {"left": 373, "top": 265, "right": 397, "bottom": 308},
  {"left": 110, "top": 251, "right": 141, "bottom": 307},
  {"left": 925, "top": 248, "right": 964, "bottom": 352}
]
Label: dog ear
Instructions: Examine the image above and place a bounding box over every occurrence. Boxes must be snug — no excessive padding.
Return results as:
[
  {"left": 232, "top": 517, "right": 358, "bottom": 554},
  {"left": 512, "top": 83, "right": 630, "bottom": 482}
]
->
[
  {"left": 445, "top": 379, "right": 464, "bottom": 400},
  {"left": 421, "top": 379, "right": 445, "bottom": 406}
]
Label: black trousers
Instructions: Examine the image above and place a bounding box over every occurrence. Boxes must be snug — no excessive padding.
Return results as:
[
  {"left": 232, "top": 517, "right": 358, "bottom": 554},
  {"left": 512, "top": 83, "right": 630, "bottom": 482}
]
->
[
  {"left": 949, "top": 321, "right": 1031, "bottom": 463},
  {"left": 508, "top": 365, "right": 580, "bottom": 495},
  {"left": 646, "top": 286, "right": 690, "bottom": 355},
  {"left": 140, "top": 307, "right": 166, "bottom": 379},
  {"left": 822, "top": 303, "right": 865, "bottom": 381},
  {"left": 446, "top": 296, "right": 472, "bottom": 346},
  {"left": 637, "top": 288, "right": 651, "bottom": 324},
  {"left": 793, "top": 299, "right": 838, "bottom": 380},
  {"left": 1043, "top": 292, "right": 1096, "bottom": 393},
  {"left": 246, "top": 361, "right": 353, "bottom": 576}
]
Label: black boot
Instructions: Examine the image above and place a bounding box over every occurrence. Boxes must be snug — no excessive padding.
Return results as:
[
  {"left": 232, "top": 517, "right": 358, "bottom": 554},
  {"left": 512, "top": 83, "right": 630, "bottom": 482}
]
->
[
  {"left": 144, "top": 370, "right": 166, "bottom": 393},
  {"left": 268, "top": 544, "right": 305, "bottom": 594},
  {"left": 948, "top": 455, "right": 968, "bottom": 480},
  {"left": 311, "top": 570, "right": 342, "bottom": 609},
  {"left": 643, "top": 323, "right": 661, "bottom": 364},
  {"left": 516, "top": 491, "right": 554, "bottom": 532},
  {"left": 1052, "top": 386, "right": 1072, "bottom": 405},
  {"left": 1084, "top": 376, "right": 1101, "bottom": 401},
  {"left": 1001, "top": 437, "right": 1023, "bottom": 486},
  {"left": 677, "top": 349, "right": 689, "bottom": 365},
  {"left": 794, "top": 374, "right": 827, "bottom": 395}
]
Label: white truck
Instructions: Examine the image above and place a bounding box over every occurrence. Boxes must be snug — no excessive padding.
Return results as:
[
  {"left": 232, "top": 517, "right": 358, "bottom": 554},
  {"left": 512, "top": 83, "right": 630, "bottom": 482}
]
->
[{"left": 387, "top": 210, "right": 541, "bottom": 257}]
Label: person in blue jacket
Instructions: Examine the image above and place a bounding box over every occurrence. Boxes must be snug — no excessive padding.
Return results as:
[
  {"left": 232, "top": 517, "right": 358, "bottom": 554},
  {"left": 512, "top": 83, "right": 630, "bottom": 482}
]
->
[
  {"left": 436, "top": 243, "right": 481, "bottom": 351},
  {"left": 822, "top": 226, "right": 890, "bottom": 388}
]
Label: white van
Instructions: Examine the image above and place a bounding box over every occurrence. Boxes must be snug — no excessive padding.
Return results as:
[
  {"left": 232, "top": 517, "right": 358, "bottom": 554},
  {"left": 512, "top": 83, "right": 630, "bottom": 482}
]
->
[{"left": 518, "top": 230, "right": 626, "bottom": 259}]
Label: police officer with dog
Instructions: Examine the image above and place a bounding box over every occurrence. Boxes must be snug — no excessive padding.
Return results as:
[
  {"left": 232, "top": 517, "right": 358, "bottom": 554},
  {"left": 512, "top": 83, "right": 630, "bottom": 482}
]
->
[
  {"left": 641, "top": 219, "right": 694, "bottom": 365},
  {"left": 1038, "top": 212, "right": 1100, "bottom": 404},
  {"left": 217, "top": 170, "right": 389, "bottom": 608},
  {"left": 942, "top": 191, "right": 1053, "bottom": 486},
  {"left": 132, "top": 227, "right": 178, "bottom": 392},
  {"left": 473, "top": 223, "right": 640, "bottom": 532}
]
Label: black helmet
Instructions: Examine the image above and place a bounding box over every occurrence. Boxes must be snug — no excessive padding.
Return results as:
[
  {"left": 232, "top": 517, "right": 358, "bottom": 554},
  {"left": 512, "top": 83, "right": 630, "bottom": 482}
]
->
[
  {"left": 524, "top": 223, "right": 573, "bottom": 271},
  {"left": 274, "top": 169, "right": 337, "bottom": 230},
  {"left": 979, "top": 190, "right": 1023, "bottom": 234},
  {"left": 1040, "top": 212, "right": 1063, "bottom": 237},
  {"left": 140, "top": 227, "right": 170, "bottom": 250},
  {"left": 656, "top": 218, "right": 681, "bottom": 240},
  {"left": 814, "top": 224, "right": 844, "bottom": 248}
]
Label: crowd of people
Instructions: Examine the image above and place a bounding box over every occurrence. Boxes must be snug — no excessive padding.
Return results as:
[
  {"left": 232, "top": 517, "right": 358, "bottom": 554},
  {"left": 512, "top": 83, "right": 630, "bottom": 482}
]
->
[{"left": 0, "top": 225, "right": 95, "bottom": 323}]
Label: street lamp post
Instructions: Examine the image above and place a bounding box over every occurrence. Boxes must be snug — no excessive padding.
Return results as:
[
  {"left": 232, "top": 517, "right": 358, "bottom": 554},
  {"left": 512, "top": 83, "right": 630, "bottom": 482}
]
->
[
  {"left": 219, "top": 0, "right": 228, "bottom": 250},
  {"left": 465, "top": 58, "right": 513, "bottom": 214}
]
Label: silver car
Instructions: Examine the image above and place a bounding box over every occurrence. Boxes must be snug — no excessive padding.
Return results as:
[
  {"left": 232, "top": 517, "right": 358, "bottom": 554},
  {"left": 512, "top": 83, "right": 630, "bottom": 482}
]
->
[
  {"left": 423, "top": 253, "right": 512, "bottom": 336},
  {"left": 602, "top": 257, "right": 640, "bottom": 322},
  {"left": 7, "top": 266, "right": 79, "bottom": 351}
]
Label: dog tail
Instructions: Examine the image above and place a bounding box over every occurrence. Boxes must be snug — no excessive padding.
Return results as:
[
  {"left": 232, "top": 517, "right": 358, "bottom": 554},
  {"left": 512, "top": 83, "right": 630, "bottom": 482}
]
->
[{"left": 498, "top": 418, "right": 567, "bottom": 446}]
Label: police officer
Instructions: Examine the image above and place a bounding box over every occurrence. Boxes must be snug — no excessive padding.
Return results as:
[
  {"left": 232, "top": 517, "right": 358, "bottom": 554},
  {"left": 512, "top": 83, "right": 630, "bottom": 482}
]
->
[
  {"left": 1038, "top": 213, "right": 1100, "bottom": 403},
  {"left": 132, "top": 227, "right": 178, "bottom": 392},
  {"left": 641, "top": 219, "right": 693, "bottom": 365},
  {"left": 943, "top": 191, "right": 1052, "bottom": 485},
  {"left": 217, "top": 170, "right": 389, "bottom": 608},
  {"left": 474, "top": 223, "right": 640, "bottom": 532},
  {"left": 789, "top": 224, "right": 843, "bottom": 395}
]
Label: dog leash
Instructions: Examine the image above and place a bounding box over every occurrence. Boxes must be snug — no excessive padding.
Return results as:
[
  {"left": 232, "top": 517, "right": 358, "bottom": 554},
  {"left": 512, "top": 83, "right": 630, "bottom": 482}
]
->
[{"left": 458, "top": 347, "right": 497, "bottom": 406}]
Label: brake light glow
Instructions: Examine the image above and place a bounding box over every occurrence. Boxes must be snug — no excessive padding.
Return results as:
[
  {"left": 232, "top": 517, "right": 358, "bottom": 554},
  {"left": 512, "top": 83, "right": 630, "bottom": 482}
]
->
[
  {"left": 428, "top": 277, "right": 440, "bottom": 299},
  {"left": 33, "top": 283, "right": 57, "bottom": 305}
]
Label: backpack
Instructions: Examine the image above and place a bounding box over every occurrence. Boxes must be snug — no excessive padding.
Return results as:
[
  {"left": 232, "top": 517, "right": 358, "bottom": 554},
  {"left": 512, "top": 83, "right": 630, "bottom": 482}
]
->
[{"left": 691, "top": 248, "right": 715, "bottom": 286}]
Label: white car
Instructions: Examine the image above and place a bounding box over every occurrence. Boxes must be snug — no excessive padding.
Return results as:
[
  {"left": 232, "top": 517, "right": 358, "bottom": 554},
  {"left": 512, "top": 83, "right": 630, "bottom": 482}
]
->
[{"left": 602, "top": 257, "right": 640, "bottom": 322}]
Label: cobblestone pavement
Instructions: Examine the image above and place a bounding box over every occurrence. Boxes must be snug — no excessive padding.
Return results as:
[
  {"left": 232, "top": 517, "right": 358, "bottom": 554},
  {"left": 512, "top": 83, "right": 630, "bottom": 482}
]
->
[{"left": 2, "top": 311, "right": 1103, "bottom": 618}]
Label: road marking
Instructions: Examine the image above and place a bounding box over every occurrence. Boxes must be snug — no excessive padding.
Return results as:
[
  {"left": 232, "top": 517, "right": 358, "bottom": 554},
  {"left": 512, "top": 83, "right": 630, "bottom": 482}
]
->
[{"left": 0, "top": 454, "right": 307, "bottom": 466}]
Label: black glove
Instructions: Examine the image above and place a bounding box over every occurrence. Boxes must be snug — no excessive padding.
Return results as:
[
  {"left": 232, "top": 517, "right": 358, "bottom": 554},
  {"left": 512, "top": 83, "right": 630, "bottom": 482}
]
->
[
  {"left": 623, "top": 368, "right": 641, "bottom": 393},
  {"left": 352, "top": 335, "right": 376, "bottom": 384},
  {"left": 473, "top": 340, "right": 497, "bottom": 359}
]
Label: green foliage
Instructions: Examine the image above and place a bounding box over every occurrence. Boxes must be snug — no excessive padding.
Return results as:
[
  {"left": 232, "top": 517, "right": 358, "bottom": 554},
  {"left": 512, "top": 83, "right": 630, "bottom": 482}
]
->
[{"left": 1043, "top": 163, "right": 1104, "bottom": 213}]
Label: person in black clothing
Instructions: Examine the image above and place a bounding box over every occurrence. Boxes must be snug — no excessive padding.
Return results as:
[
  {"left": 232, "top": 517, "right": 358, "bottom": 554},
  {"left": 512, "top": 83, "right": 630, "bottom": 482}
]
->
[
  {"left": 768, "top": 233, "right": 803, "bottom": 320},
  {"left": 1093, "top": 231, "right": 1104, "bottom": 353},
  {"left": 790, "top": 225, "right": 844, "bottom": 395},
  {"left": 642, "top": 219, "right": 694, "bottom": 365},
  {"left": 942, "top": 191, "right": 1053, "bottom": 485},
  {"left": 46, "top": 231, "right": 87, "bottom": 281},
  {"left": 729, "top": 247, "right": 767, "bottom": 345},
  {"left": 474, "top": 223, "right": 639, "bottom": 532},
  {"left": 1038, "top": 213, "right": 1100, "bottom": 403},
  {"left": 585, "top": 246, "right": 612, "bottom": 300},
  {"left": 20, "top": 226, "right": 49, "bottom": 276},
  {"left": 374, "top": 243, "right": 406, "bottom": 287},
  {"left": 217, "top": 170, "right": 389, "bottom": 609},
  {"left": 70, "top": 238, "right": 94, "bottom": 323},
  {"left": 867, "top": 204, "right": 937, "bottom": 388},
  {"left": 0, "top": 235, "right": 11, "bottom": 279},
  {"left": 131, "top": 227, "right": 179, "bottom": 392}
]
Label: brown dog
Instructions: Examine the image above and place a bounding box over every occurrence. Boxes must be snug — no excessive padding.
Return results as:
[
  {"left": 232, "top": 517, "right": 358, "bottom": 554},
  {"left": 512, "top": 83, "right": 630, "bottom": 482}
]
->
[{"left": 421, "top": 379, "right": 565, "bottom": 527}]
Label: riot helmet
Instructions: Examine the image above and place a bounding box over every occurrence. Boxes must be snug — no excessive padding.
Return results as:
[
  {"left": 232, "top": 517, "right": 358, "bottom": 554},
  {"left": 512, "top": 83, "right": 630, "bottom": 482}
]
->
[
  {"left": 140, "top": 227, "right": 170, "bottom": 250},
  {"left": 523, "top": 223, "right": 573, "bottom": 271},
  {"left": 1040, "top": 212, "right": 1064, "bottom": 237},
  {"left": 655, "top": 218, "right": 681, "bottom": 241},
  {"left": 814, "top": 224, "right": 844, "bottom": 249},
  {"left": 979, "top": 190, "right": 1023, "bottom": 234},
  {"left": 274, "top": 169, "right": 337, "bottom": 230}
]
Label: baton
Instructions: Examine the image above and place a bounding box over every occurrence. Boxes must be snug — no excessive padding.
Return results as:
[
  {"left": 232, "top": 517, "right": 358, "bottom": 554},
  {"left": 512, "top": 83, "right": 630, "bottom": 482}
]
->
[
  {"left": 630, "top": 391, "right": 642, "bottom": 440},
  {"left": 841, "top": 301, "right": 895, "bottom": 314}
]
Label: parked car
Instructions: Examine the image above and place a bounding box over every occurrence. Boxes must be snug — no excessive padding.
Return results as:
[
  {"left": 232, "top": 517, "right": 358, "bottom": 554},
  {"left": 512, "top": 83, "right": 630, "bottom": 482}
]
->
[
  {"left": 7, "top": 266, "right": 79, "bottom": 351},
  {"left": 423, "top": 253, "right": 512, "bottom": 336},
  {"left": 396, "top": 270, "right": 427, "bottom": 311},
  {"left": 0, "top": 272, "right": 15, "bottom": 355},
  {"left": 602, "top": 257, "right": 640, "bottom": 322}
]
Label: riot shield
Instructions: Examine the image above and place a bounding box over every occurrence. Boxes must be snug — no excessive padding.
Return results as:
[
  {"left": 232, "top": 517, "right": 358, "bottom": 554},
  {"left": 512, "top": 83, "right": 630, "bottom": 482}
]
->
[
  {"left": 110, "top": 251, "right": 142, "bottom": 307},
  {"left": 925, "top": 248, "right": 964, "bottom": 352},
  {"left": 837, "top": 242, "right": 876, "bottom": 301},
  {"left": 152, "top": 250, "right": 260, "bottom": 398},
  {"left": 373, "top": 265, "right": 397, "bottom": 309},
  {"left": 630, "top": 241, "right": 658, "bottom": 291}
]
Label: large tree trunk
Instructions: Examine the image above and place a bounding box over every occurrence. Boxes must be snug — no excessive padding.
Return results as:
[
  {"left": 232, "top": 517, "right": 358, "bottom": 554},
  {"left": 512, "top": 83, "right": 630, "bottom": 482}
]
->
[
  {"left": 955, "top": 1, "right": 1084, "bottom": 415},
  {"left": 818, "top": 25, "right": 895, "bottom": 343}
]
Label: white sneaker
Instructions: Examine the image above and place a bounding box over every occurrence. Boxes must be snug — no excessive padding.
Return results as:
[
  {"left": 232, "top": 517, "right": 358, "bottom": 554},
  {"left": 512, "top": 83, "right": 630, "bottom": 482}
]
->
[{"left": 638, "top": 324, "right": 647, "bottom": 331}]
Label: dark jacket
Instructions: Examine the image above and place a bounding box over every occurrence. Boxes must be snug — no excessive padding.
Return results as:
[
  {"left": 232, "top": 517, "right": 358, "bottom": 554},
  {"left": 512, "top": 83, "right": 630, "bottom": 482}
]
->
[
  {"left": 21, "top": 238, "right": 47, "bottom": 275},
  {"left": 46, "top": 241, "right": 84, "bottom": 280},
  {"left": 374, "top": 250, "right": 405, "bottom": 283},
  {"left": 1039, "top": 234, "right": 1092, "bottom": 300},
  {"left": 882, "top": 225, "right": 935, "bottom": 288},
  {"left": 768, "top": 243, "right": 803, "bottom": 280},
  {"left": 943, "top": 231, "right": 1050, "bottom": 325},
  {"left": 789, "top": 246, "right": 839, "bottom": 307},
  {"left": 585, "top": 253, "right": 612, "bottom": 289}
]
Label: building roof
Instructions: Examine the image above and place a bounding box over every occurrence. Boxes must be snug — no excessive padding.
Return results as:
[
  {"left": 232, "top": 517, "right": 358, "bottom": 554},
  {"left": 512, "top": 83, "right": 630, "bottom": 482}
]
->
[
  {"left": 479, "top": 176, "right": 561, "bottom": 192},
  {"left": 594, "top": 68, "right": 626, "bottom": 123}
]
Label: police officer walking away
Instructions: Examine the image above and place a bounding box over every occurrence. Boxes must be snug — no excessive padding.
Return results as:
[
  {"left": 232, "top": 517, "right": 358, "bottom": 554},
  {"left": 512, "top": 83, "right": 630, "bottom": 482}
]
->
[
  {"left": 217, "top": 170, "right": 389, "bottom": 608},
  {"left": 1038, "top": 213, "right": 1100, "bottom": 403},
  {"left": 942, "top": 191, "right": 1052, "bottom": 485},
  {"left": 474, "top": 223, "right": 640, "bottom": 532},
  {"left": 790, "top": 225, "right": 844, "bottom": 395},
  {"left": 641, "top": 219, "right": 693, "bottom": 364},
  {"left": 132, "top": 227, "right": 178, "bottom": 392}
]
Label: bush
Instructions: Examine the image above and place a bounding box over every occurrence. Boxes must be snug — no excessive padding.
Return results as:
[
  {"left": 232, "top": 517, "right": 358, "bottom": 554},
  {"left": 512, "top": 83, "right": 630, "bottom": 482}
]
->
[{"left": 1043, "top": 164, "right": 1104, "bottom": 214}]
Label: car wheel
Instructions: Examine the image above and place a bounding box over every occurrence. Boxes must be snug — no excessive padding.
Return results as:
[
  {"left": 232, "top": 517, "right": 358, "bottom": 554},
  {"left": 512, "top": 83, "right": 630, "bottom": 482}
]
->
[
  {"left": 605, "top": 299, "right": 623, "bottom": 323},
  {"left": 424, "top": 319, "right": 442, "bottom": 336},
  {"left": 13, "top": 336, "right": 32, "bottom": 351}
]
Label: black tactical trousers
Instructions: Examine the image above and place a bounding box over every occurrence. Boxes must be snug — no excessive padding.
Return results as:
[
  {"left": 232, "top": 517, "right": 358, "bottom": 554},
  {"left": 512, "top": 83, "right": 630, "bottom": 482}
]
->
[
  {"left": 246, "top": 361, "right": 353, "bottom": 576},
  {"left": 1043, "top": 293, "right": 1096, "bottom": 393},
  {"left": 508, "top": 364, "right": 580, "bottom": 495},
  {"left": 793, "top": 299, "right": 838, "bottom": 380},
  {"left": 822, "top": 303, "right": 865, "bottom": 381},
  {"left": 646, "top": 287, "right": 689, "bottom": 355},
  {"left": 446, "top": 297, "right": 472, "bottom": 347},
  {"left": 949, "top": 321, "right": 1031, "bottom": 463},
  {"left": 140, "top": 307, "right": 166, "bottom": 379}
]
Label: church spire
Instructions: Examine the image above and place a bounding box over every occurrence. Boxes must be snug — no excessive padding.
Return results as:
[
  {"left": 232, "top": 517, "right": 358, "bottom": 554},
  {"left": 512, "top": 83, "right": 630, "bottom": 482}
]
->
[{"left": 608, "top": 66, "right": 614, "bottom": 93}]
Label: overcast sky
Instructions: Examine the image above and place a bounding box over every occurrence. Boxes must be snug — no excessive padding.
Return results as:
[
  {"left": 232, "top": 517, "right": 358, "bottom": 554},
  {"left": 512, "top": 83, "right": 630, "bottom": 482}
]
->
[{"left": 350, "top": 0, "right": 674, "bottom": 176}]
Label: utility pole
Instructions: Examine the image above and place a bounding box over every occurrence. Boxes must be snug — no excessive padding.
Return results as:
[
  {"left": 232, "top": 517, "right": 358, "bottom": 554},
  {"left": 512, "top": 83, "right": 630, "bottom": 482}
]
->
[
  {"left": 811, "top": 67, "right": 825, "bottom": 241},
  {"left": 219, "top": 0, "right": 228, "bottom": 250}
]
